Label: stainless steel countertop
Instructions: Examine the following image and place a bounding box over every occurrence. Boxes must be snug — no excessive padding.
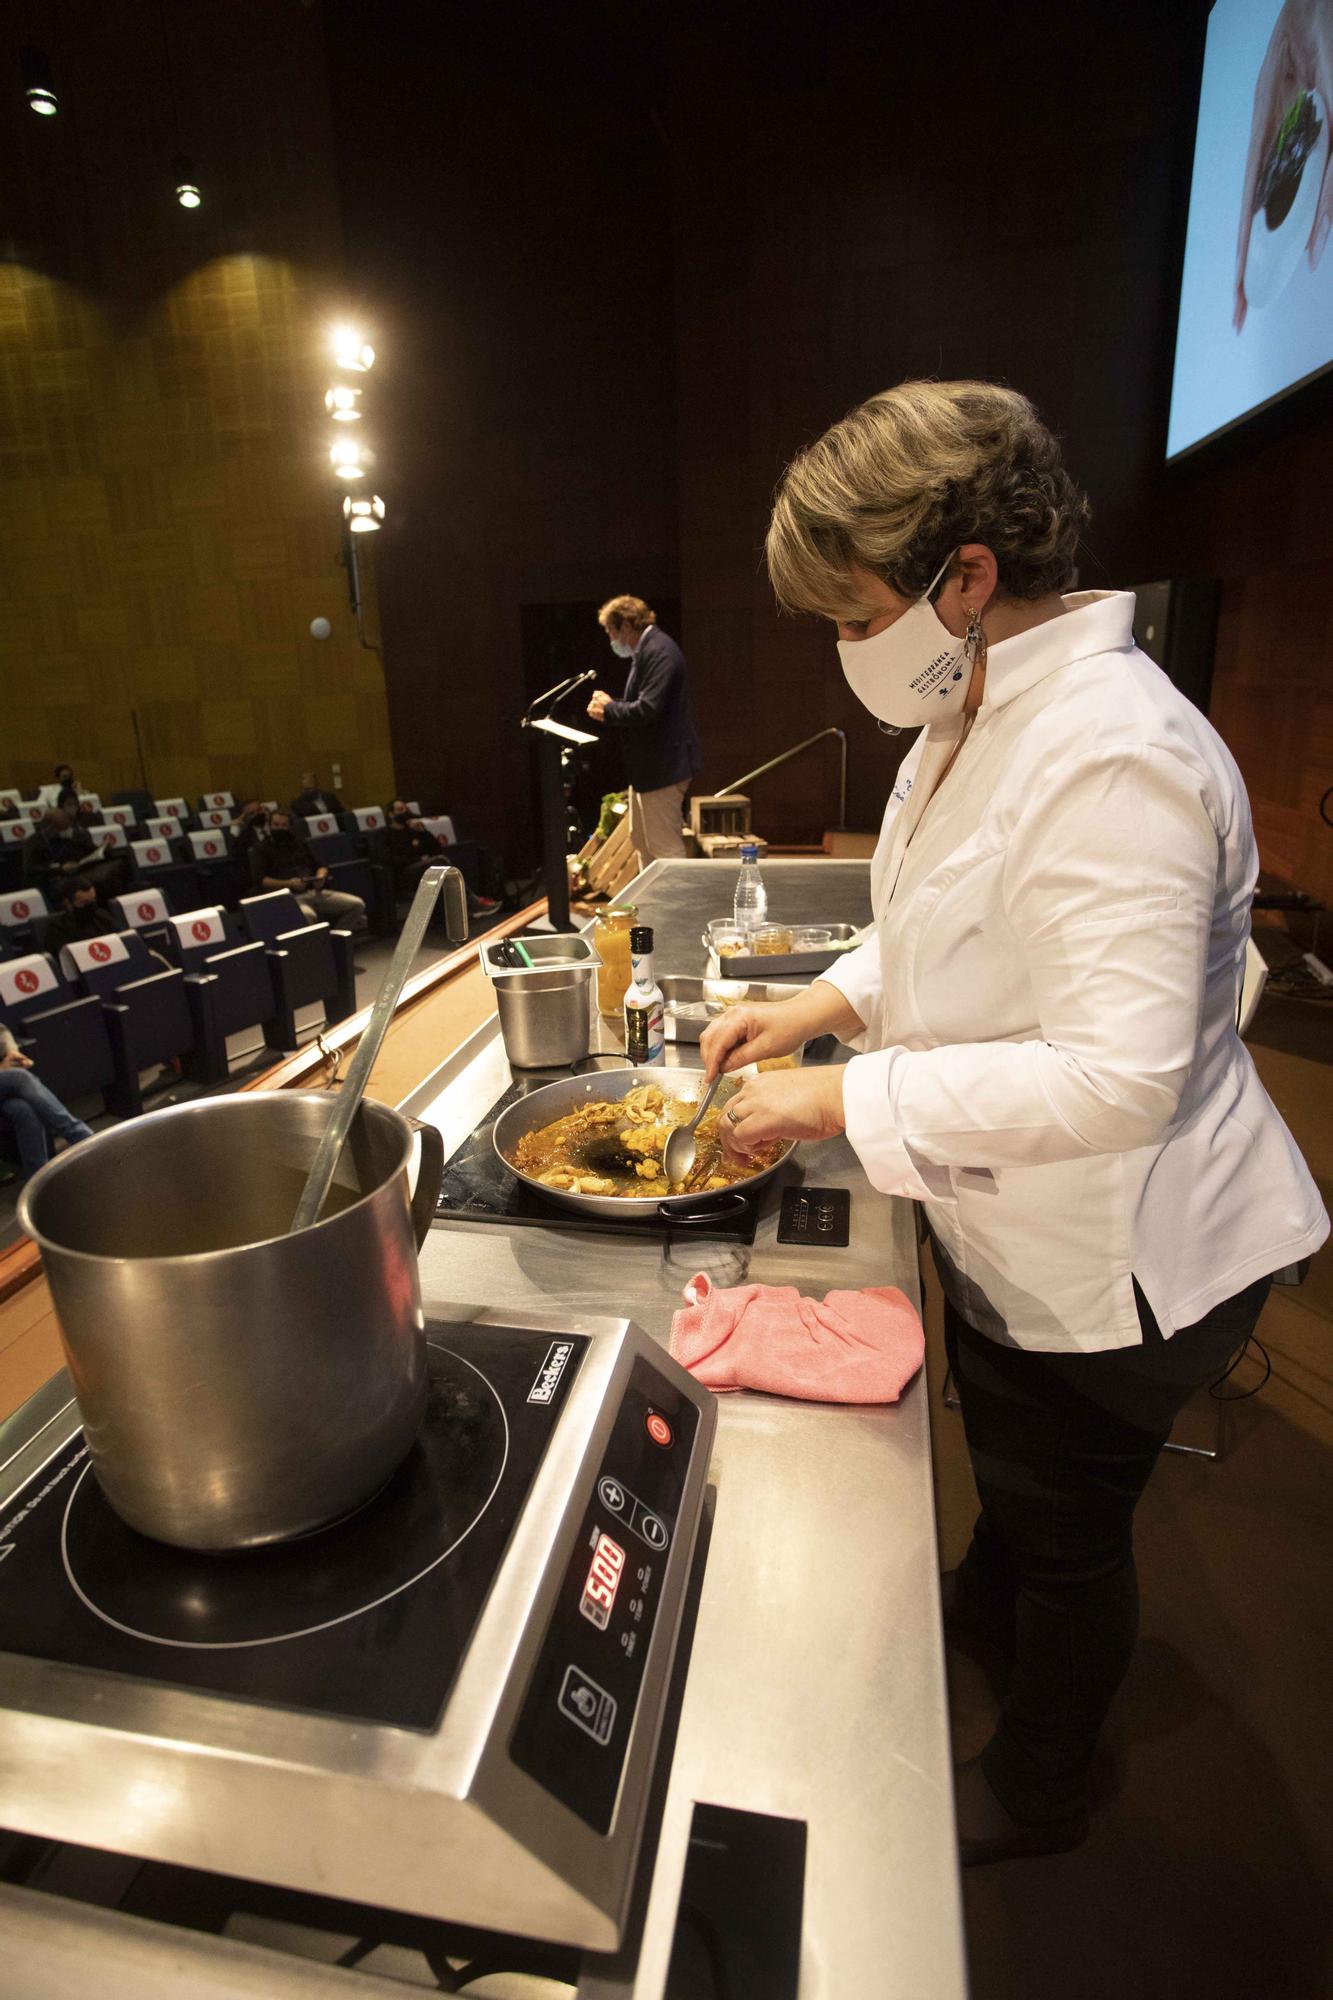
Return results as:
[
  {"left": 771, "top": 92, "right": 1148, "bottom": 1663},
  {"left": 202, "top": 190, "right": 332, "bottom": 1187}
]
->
[
  {"left": 0, "top": 858, "right": 968, "bottom": 2000},
  {"left": 407, "top": 858, "right": 967, "bottom": 1999}
]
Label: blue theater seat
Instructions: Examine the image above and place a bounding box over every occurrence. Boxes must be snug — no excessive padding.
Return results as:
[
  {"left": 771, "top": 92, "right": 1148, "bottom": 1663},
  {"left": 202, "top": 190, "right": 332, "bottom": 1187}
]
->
[
  {"left": 0, "top": 952, "right": 117, "bottom": 1109},
  {"left": 111, "top": 886, "right": 175, "bottom": 955},
  {"left": 162, "top": 907, "right": 291, "bottom": 1063},
  {"left": 0, "top": 888, "right": 49, "bottom": 955},
  {"left": 59, "top": 930, "right": 209, "bottom": 1113},
  {"left": 130, "top": 838, "right": 203, "bottom": 915},
  {"left": 238, "top": 890, "right": 357, "bottom": 1046}
]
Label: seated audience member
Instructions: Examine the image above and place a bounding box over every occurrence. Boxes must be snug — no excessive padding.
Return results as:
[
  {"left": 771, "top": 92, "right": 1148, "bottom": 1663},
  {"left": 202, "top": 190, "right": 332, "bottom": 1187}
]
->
[
  {"left": 384, "top": 801, "right": 500, "bottom": 916},
  {"left": 0, "top": 1026, "right": 93, "bottom": 1186},
  {"left": 22, "top": 809, "right": 128, "bottom": 900},
  {"left": 291, "top": 770, "right": 345, "bottom": 819},
  {"left": 257, "top": 810, "right": 366, "bottom": 930},
  {"left": 228, "top": 801, "right": 270, "bottom": 863},
  {"left": 42, "top": 876, "right": 170, "bottom": 969},
  {"left": 40, "top": 877, "right": 119, "bottom": 956},
  {"left": 56, "top": 786, "right": 101, "bottom": 831}
]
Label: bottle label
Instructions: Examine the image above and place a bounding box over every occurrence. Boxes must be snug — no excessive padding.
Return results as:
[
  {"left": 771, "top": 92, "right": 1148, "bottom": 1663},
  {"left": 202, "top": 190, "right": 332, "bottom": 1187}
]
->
[{"left": 625, "top": 998, "right": 665, "bottom": 1065}]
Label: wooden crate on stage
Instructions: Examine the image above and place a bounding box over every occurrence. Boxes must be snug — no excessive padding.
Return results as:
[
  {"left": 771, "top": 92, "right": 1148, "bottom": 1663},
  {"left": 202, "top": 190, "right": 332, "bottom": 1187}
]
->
[{"left": 574, "top": 810, "right": 642, "bottom": 903}]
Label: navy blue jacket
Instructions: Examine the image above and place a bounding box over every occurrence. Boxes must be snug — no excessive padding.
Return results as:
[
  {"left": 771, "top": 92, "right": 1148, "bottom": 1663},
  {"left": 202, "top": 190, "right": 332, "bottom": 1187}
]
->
[{"left": 600, "top": 626, "right": 703, "bottom": 792}]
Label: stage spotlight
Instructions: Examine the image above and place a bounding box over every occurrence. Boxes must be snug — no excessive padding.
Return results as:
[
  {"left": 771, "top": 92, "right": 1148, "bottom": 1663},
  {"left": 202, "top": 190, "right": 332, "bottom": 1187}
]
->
[
  {"left": 21, "top": 47, "right": 58, "bottom": 115},
  {"left": 330, "top": 437, "right": 371, "bottom": 479},
  {"left": 343, "top": 494, "right": 385, "bottom": 533},
  {"left": 175, "top": 156, "right": 201, "bottom": 208},
  {"left": 331, "top": 324, "right": 374, "bottom": 372},
  {"left": 324, "top": 385, "right": 362, "bottom": 421}
]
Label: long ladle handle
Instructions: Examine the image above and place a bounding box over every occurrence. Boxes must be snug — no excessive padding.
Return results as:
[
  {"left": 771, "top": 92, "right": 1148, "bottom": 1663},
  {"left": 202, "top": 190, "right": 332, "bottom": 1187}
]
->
[{"left": 290, "top": 864, "right": 468, "bottom": 1233}]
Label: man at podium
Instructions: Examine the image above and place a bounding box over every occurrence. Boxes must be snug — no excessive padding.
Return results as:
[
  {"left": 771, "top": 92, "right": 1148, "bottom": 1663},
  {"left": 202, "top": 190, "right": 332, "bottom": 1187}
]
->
[{"left": 587, "top": 595, "right": 702, "bottom": 860}]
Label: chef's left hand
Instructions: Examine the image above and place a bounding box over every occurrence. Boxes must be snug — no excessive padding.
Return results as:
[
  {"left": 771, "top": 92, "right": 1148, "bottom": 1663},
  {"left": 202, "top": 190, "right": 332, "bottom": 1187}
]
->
[
  {"left": 587, "top": 691, "right": 611, "bottom": 721},
  {"left": 720, "top": 1068, "right": 845, "bottom": 1159}
]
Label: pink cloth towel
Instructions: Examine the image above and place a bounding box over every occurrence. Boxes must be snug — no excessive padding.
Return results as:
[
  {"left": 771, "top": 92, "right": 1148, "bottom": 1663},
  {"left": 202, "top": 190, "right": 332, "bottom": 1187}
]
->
[{"left": 669, "top": 1271, "right": 924, "bottom": 1403}]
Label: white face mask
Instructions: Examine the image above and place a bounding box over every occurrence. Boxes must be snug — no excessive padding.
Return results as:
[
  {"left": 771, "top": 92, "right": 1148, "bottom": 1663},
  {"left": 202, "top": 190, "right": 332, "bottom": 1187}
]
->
[
  {"left": 609, "top": 638, "right": 634, "bottom": 659},
  {"left": 837, "top": 551, "right": 972, "bottom": 729}
]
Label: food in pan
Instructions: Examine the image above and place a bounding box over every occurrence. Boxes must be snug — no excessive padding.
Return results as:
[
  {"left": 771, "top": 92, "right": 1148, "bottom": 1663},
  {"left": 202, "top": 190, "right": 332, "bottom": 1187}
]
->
[
  {"left": 1256, "top": 91, "right": 1323, "bottom": 232},
  {"left": 507, "top": 1082, "right": 778, "bottom": 1198}
]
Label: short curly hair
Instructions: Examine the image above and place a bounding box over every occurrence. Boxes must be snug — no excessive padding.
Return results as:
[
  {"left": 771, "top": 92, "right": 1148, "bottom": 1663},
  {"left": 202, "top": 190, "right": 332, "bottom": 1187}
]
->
[
  {"left": 765, "top": 380, "right": 1090, "bottom": 620},
  {"left": 597, "top": 595, "right": 657, "bottom": 634}
]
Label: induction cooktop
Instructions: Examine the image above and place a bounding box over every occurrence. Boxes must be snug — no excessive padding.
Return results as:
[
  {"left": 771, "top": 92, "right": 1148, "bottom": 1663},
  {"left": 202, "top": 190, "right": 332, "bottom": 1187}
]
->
[
  {"left": 0, "top": 1330, "right": 568, "bottom": 1731},
  {"left": 0, "top": 1310, "right": 717, "bottom": 1951}
]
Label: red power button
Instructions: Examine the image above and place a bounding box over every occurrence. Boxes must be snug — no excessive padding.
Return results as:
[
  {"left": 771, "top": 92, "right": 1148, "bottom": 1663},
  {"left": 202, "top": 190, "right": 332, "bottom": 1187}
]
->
[{"left": 645, "top": 1411, "right": 672, "bottom": 1448}]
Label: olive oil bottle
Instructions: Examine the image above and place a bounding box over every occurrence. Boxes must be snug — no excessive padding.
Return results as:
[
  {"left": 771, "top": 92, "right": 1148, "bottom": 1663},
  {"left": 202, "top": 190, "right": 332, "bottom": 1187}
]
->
[{"left": 624, "top": 925, "right": 665, "bottom": 1066}]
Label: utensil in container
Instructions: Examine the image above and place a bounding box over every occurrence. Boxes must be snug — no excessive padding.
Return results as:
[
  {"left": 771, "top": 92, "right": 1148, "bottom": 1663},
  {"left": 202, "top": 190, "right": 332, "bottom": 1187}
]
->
[
  {"left": 482, "top": 934, "right": 601, "bottom": 1068},
  {"left": 292, "top": 862, "right": 467, "bottom": 1233}
]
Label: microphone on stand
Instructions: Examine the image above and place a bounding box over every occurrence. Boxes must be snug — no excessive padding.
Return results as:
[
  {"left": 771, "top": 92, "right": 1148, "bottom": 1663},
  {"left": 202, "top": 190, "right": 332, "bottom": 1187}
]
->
[{"left": 522, "top": 668, "right": 596, "bottom": 725}]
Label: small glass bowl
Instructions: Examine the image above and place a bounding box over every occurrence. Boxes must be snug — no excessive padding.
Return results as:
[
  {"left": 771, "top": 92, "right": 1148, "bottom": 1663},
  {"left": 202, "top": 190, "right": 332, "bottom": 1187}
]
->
[
  {"left": 703, "top": 918, "right": 748, "bottom": 960},
  {"left": 751, "top": 924, "right": 795, "bottom": 956},
  {"left": 791, "top": 925, "right": 833, "bottom": 949}
]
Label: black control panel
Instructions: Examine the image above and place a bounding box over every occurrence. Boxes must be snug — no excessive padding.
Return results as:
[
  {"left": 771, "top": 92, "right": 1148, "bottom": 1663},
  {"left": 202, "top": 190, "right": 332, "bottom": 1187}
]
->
[
  {"left": 778, "top": 1184, "right": 851, "bottom": 1248},
  {"left": 510, "top": 1355, "right": 700, "bottom": 1833}
]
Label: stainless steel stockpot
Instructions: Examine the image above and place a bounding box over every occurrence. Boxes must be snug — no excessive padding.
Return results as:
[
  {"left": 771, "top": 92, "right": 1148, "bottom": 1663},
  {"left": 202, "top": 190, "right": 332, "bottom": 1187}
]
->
[
  {"left": 492, "top": 1064, "right": 795, "bottom": 1218},
  {"left": 18, "top": 1091, "right": 444, "bottom": 1551}
]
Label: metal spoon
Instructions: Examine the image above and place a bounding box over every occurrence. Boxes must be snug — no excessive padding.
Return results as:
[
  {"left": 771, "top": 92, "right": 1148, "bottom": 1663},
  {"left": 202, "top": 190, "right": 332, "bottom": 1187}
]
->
[
  {"left": 662, "top": 1075, "right": 725, "bottom": 1186},
  {"left": 289, "top": 863, "right": 468, "bottom": 1233}
]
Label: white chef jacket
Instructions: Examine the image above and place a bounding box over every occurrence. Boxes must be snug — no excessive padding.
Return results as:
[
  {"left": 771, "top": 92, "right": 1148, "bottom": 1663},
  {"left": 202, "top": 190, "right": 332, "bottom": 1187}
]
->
[{"left": 823, "top": 590, "right": 1328, "bottom": 1352}]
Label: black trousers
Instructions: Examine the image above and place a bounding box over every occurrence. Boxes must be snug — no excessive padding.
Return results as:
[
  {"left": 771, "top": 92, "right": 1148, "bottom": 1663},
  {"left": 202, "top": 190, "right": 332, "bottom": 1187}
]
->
[{"left": 944, "top": 1272, "right": 1271, "bottom": 1823}]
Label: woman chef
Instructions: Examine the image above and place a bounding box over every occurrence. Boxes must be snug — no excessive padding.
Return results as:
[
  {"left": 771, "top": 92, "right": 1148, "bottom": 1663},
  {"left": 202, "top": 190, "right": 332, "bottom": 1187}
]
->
[{"left": 699, "top": 381, "right": 1328, "bottom": 1864}]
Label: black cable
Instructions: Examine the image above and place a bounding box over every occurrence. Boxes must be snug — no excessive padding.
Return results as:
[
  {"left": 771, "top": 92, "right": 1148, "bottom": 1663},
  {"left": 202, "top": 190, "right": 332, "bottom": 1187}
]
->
[{"left": 1208, "top": 1334, "right": 1272, "bottom": 1402}]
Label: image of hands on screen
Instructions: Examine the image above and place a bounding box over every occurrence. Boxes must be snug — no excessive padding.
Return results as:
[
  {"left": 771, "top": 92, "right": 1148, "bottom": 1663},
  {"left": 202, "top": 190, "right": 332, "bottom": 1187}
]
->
[{"left": 1168, "top": 0, "right": 1333, "bottom": 458}]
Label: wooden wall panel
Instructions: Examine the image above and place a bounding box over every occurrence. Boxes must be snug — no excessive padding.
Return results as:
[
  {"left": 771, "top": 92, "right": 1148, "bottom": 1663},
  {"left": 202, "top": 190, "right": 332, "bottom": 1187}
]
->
[{"left": 0, "top": 1, "right": 395, "bottom": 815}]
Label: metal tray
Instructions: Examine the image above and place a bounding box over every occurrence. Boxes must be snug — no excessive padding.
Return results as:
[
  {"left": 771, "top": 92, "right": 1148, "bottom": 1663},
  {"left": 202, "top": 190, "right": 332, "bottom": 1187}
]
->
[
  {"left": 661, "top": 976, "right": 806, "bottom": 1043},
  {"left": 707, "top": 922, "right": 864, "bottom": 980}
]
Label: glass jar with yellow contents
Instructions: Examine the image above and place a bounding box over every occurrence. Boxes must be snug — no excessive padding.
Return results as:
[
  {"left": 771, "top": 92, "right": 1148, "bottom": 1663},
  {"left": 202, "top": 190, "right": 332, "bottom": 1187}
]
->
[{"left": 594, "top": 905, "right": 639, "bottom": 1016}]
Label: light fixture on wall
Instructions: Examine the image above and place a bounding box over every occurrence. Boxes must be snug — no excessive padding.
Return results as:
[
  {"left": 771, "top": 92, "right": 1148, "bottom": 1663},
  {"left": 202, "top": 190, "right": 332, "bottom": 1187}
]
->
[
  {"left": 331, "top": 325, "right": 375, "bottom": 373},
  {"left": 343, "top": 494, "right": 385, "bottom": 533},
  {"left": 174, "top": 155, "right": 201, "bottom": 208},
  {"left": 324, "top": 385, "right": 362, "bottom": 421},
  {"left": 21, "top": 46, "right": 58, "bottom": 115},
  {"left": 330, "top": 438, "right": 373, "bottom": 479}
]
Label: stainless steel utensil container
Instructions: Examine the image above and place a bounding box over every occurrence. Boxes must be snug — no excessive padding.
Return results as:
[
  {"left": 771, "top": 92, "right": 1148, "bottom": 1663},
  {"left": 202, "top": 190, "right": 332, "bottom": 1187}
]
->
[
  {"left": 18, "top": 1092, "right": 444, "bottom": 1551},
  {"left": 483, "top": 935, "right": 599, "bottom": 1068}
]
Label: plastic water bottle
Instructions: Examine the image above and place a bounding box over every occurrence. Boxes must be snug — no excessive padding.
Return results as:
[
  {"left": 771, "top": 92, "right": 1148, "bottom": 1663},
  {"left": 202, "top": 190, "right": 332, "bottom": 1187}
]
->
[{"left": 733, "top": 843, "right": 767, "bottom": 934}]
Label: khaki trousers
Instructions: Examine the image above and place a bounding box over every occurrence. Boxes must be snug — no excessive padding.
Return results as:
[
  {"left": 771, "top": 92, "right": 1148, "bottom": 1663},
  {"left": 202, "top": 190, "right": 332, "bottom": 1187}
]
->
[{"left": 629, "top": 780, "right": 689, "bottom": 862}]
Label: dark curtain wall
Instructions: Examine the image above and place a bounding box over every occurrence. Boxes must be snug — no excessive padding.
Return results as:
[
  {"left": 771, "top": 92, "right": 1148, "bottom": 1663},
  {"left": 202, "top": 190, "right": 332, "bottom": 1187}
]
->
[
  {"left": 323, "top": 0, "right": 678, "bottom": 871},
  {"left": 664, "top": 1, "right": 1207, "bottom": 838},
  {"left": 323, "top": 0, "right": 1330, "bottom": 882}
]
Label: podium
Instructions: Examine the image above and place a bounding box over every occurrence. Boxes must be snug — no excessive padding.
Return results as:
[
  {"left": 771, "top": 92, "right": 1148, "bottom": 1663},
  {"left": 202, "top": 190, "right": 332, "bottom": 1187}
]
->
[{"left": 522, "top": 714, "right": 598, "bottom": 932}]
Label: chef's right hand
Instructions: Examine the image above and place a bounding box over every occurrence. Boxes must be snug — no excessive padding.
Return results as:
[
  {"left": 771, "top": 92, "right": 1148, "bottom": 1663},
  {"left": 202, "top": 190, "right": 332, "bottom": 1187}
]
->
[{"left": 700, "top": 1002, "right": 803, "bottom": 1083}]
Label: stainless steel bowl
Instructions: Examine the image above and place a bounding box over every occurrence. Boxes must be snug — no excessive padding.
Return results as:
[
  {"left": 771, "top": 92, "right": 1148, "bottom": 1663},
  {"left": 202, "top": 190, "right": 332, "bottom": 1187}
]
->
[{"left": 492, "top": 1065, "right": 795, "bottom": 1217}]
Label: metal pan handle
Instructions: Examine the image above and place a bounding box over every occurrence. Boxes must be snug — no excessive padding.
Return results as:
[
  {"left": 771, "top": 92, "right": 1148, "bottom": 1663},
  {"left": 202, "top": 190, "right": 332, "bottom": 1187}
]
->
[{"left": 657, "top": 1192, "right": 749, "bottom": 1227}]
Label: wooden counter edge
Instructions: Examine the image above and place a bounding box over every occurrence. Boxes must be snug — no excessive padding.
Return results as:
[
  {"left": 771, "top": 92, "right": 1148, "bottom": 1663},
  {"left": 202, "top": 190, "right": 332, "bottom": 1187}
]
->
[{"left": 0, "top": 899, "right": 547, "bottom": 1306}]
